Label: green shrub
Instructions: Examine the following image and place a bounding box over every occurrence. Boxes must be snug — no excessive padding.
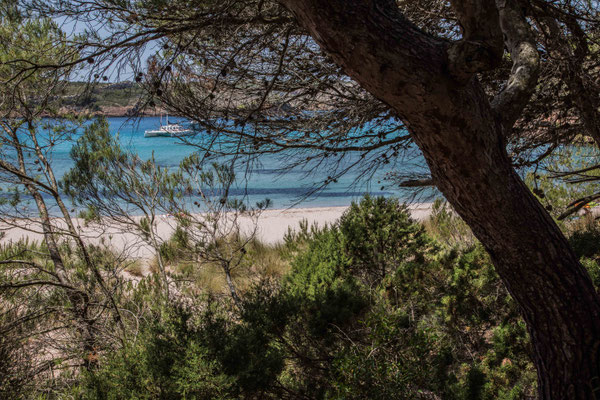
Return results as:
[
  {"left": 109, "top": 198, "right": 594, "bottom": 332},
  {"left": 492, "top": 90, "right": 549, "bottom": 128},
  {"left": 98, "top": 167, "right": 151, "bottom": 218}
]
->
[
  {"left": 159, "top": 226, "right": 191, "bottom": 264},
  {"left": 74, "top": 305, "right": 236, "bottom": 400},
  {"left": 569, "top": 222, "right": 600, "bottom": 259},
  {"left": 581, "top": 257, "right": 600, "bottom": 289},
  {"left": 339, "top": 195, "right": 431, "bottom": 284},
  {"left": 327, "top": 243, "right": 535, "bottom": 400}
]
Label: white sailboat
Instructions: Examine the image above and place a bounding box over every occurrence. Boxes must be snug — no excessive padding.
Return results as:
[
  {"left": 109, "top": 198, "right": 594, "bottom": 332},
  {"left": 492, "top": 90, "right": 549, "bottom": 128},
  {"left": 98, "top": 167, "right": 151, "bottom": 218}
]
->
[{"left": 144, "top": 114, "right": 193, "bottom": 138}]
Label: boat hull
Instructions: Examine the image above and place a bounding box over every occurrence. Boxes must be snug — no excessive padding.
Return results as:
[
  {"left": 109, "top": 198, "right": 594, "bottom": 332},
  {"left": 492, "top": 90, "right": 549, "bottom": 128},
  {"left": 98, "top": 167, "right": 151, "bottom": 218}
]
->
[
  {"left": 144, "top": 123, "right": 193, "bottom": 138},
  {"left": 144, "top": 130, "right": 171, "bottom": 138}
]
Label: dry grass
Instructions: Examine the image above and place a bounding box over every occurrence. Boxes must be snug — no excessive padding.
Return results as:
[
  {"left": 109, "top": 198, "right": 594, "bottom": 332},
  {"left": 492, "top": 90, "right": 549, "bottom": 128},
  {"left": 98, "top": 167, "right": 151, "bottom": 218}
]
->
[
  {"left": 164, "top": 235, "right": 292, "bottom": 297},
  {"left": 125, "top": 260, "right": 145, "bottom": 277},
  {"left": 245, "top": 238, "right": 290, "bottom": 277},
  {"left": 423, "top": 200, "right": 475, "bottom": 247}
]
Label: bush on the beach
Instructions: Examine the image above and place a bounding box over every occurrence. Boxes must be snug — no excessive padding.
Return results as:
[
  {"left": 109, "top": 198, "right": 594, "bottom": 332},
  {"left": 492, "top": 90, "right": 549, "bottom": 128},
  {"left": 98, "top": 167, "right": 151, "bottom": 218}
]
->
[{"left": 338, "top": 194, "right": 431, "bottom": 284}]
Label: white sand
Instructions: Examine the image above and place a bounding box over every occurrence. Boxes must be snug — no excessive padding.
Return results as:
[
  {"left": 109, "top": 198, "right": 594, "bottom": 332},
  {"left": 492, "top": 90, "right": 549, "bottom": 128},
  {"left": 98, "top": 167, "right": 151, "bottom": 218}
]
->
[{"left": 1, "top": 204, "right": 432, "bottom": 260}]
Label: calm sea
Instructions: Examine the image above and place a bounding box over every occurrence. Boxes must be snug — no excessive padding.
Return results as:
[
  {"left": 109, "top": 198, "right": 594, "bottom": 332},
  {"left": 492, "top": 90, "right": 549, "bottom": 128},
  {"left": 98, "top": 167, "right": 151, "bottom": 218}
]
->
[{"left": 10, "top": 116, "right": 432, "bottom": 213}]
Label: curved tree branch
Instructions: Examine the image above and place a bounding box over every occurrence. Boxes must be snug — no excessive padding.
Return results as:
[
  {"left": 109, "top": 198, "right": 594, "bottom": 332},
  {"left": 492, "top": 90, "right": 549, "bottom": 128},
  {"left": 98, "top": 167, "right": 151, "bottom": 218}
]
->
[
  {"left": 396, "top": 178, "right": 434, "bottom": 187},
  {"left": 447, "top": 0, "right": 504, "bottom": 82},
  {"left": 491, "top": 0, "right": 540, "bottom": 133}
]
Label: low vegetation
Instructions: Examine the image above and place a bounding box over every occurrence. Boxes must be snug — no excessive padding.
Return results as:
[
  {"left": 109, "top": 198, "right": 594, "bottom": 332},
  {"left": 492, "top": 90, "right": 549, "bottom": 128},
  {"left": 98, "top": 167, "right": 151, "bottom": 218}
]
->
[{"left": 4, "top": 195, "right": 599, "bottom": 399}]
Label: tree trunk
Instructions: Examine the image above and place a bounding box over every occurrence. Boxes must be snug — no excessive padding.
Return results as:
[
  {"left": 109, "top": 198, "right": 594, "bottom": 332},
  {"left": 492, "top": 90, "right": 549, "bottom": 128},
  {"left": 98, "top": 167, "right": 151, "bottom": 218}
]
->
[
  {"left": 415, "top": 82, "right": 600, "bottom": 399},
  {"left": 281, "top": 0, "right": 600, "bottom": 397}
]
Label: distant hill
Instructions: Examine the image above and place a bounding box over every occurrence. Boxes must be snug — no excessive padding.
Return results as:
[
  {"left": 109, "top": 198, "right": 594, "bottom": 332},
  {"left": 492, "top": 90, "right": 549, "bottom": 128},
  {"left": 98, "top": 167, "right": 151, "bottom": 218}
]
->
[{"left": 57, "top": 81, "right": 161, "bottom": 117}]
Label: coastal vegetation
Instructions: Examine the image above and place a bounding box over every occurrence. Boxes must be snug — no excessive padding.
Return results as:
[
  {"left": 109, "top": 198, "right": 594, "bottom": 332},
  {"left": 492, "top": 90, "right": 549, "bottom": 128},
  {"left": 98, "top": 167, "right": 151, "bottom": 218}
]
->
[
  {"left": 57, "top": 81, "right": 146, "bottom": 116},
  {"left": 1, "top": 0, "right": 600, "bottom": 398},
  {"left": 2, "top": 192, "right": 600, "bottom": 399}
]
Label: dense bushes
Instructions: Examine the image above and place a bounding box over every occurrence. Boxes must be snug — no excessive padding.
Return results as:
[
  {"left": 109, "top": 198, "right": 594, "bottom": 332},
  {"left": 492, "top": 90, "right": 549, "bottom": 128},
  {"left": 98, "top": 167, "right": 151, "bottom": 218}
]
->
[
  {"left": 62, "top": 196, "right": 552, "bottom": 399},
  {"left": 77, "top": 306, "right": 235, "bottom": 400},
  {"left": 325, "top": 244, "right": 535, "bottom": 400}
]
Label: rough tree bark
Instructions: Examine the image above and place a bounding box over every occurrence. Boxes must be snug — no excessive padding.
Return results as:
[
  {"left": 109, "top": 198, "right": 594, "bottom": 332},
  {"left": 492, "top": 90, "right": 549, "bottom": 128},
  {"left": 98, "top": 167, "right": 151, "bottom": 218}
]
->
[{"left": 281, "top": 0, "right": 600, "bottom": 398}]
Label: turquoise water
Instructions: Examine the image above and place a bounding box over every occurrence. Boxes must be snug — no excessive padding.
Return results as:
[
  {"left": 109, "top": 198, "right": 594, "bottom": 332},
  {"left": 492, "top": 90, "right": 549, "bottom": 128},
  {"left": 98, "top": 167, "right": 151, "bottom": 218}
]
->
[{"left": 8, "top": 116, "right": 430, "bottom": 213}]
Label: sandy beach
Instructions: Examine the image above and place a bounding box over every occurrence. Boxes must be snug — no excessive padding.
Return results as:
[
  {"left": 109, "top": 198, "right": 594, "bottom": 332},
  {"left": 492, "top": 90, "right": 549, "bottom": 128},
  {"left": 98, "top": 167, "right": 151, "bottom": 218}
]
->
[{"left": 1, "top": 203, "right": 432, "bottom": 260}]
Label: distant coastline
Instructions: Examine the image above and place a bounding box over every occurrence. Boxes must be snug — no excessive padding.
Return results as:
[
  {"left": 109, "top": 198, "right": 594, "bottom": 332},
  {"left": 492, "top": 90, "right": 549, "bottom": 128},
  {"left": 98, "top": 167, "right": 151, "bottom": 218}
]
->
[
  {"left": 51, "top": 81, "right": 174, "bottom": 119},
  {"left": 50, "top": 80, "right": 331, "bottom": 118},
  {"left": 54, "top": 105, "right": 171, "bottom": 118}
]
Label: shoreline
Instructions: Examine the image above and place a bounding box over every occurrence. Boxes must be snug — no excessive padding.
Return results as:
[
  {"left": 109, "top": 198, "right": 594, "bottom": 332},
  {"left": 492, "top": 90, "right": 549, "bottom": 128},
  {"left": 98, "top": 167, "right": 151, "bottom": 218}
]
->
[{"left": 0, "top": 203, "right": 433, "bottom": 260}]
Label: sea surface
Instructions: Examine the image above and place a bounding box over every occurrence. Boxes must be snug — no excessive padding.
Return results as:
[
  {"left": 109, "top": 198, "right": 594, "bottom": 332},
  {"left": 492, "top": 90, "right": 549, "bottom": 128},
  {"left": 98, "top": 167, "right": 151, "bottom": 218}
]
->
[{"left": 6, "top": 116, "right": 433, "bottom": 214}]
